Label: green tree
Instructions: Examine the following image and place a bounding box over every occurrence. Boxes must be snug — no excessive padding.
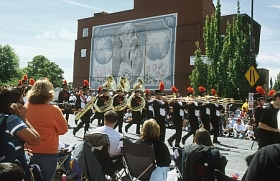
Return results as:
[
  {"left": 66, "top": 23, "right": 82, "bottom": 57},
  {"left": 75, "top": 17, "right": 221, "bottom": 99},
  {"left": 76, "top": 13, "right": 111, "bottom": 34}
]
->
[
  {"left": 189, "top": 42, "right": 208, "bottom": 94},
  {"left": 203, "top": 0, "right": 223, "bottom": 93},
  {"left": 0, "top": 45, "right": 22, "bottom": 84},
  {"left": 24, "top": 55, "right": 64, "bottom": 87},
  {"left": 273, "top": 72, "right": 280, "bottom": 90}
]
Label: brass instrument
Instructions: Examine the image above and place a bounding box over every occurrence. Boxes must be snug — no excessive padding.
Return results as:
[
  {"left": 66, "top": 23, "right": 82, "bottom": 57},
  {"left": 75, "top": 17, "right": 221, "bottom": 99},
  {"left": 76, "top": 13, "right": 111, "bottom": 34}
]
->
[
  {"left": 94, "top": 95, "right": 113, "bottom": 113},
  {"left": 112, "top": 77, "right": 129, "bottom": 111},
  {"left": 127, "top": 77, "right": 146, "bottom": 111},
  {"left": 93, "top": 75, "right": 114, "bottom": 113},
  {"left": 75, "top": 95, "right": 97, "bottom": 121}
]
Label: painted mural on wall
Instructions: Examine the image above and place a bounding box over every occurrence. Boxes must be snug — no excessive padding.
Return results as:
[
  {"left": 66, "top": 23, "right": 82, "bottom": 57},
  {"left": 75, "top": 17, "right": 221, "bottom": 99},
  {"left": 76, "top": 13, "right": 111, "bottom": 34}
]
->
[{"left": 90, "top": 13, "right": 177, "bottom": 89}]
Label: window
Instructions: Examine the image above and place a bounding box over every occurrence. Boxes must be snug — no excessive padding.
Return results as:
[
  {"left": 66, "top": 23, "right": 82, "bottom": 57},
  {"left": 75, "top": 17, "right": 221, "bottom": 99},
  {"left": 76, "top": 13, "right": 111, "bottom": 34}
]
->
[
  {"left": 81, "top": 49, "right": 87, "bottom": 57},
  {"left": 82, "top": 28, "right": 88, "bottom": 37}
]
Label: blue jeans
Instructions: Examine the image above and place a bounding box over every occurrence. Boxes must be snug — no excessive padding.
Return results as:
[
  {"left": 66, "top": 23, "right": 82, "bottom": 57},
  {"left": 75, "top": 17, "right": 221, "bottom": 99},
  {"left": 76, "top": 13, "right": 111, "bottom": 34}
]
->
[{"left": 32, "top": 153, "right": 58, "bottom": 181}]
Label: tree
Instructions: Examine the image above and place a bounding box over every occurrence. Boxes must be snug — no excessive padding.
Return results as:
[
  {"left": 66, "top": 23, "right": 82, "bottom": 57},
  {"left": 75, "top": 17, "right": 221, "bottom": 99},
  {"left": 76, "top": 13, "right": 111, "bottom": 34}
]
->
[
  {"left": 24, "top": 55, "right": 64, "bottom": 87},
  {"left": 189, "top": 42, "right": 208, "bottom": 93},
  {"left": 273, "top": 72, "right": 280, "bottom": 90},
  {"left": 0, "top": 45, "right": 21, "bottom": 84}
]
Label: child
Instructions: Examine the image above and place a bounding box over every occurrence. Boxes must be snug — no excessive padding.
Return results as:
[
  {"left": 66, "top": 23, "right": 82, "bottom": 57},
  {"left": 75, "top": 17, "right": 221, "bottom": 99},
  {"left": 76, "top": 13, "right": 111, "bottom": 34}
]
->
[
  {"left": 245, "top": 126, "right": 255, "bottom": 140},
  {"left": 223, "top": 119, "right": 232, "bottom": 137},
  {"left": 123, "top": 109, "right": 132, "bottom": 123}
]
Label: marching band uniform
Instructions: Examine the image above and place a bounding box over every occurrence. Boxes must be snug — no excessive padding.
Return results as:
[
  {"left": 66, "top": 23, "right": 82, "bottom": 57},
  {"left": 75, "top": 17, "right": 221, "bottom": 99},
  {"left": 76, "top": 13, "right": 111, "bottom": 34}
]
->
[
  {"left": 125, "top": 89, "right": 143, "bottom": 134},
  {"left": 199, "top": 102, "right": 211, "bottom": 132},
  {"left": 143, "top": 89, "right": 154, "bottom": 120},
  {"left": 73, "top": 86, "right": 92, "bottom": 135},
  {"left": 168, "top": 99, "right": 187, "bottom": 147},
  {"left": 209, "top": 100, "right": 223, "bottom": 143},
  {"left": 153, "top": 90, "right": 168, "bottom": 142},
  {"left": 58, "top": 81, "right": 71, "bottom": 123},
  {"left": 91, "top": 87, "right": 103, "bottom": 126},
  {"left": 182, "top": 101, "right": 200, "bottom": 144},
  {"left": 95, "top": 88, "right": 110, "bottom": 126},
  {"left": 113, "top": 89, "right": 125, "bottom": 133},
  {"left": 258, "top": 90, "right": 280, "bottom": 149}
]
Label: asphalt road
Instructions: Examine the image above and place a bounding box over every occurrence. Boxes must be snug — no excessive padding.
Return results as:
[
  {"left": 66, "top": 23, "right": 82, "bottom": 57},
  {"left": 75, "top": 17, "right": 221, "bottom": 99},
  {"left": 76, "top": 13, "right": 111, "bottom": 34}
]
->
[{"left": 57, "top": 114, "right": 258, "bottom": 180}]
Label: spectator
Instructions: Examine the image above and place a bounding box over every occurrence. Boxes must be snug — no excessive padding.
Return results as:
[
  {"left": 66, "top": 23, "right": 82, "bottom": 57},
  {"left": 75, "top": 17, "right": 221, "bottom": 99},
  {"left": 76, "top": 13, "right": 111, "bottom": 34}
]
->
[
  {"left": 245, "top": 126, "right": 255, "bottom": 140},
  {"left": 222, "top": 119, "right": 232, "bottom": 137},
  {"left": 137, "top": 119, "right": 171, "bottom": 180},
  {"left": 245, "top": 143, "right": 280, "bottom": 181},
  {"left": 91, "top": 110, "right": 123, "bottom": 158},
  {"left": 0, "top": 162, "right": 25, "bottom": 181},
  {"left": 0, "top": 88, "right": 40, "bottom": 181},
  {"left": 26, "top": 79, "right": 68, "bottom": 181},
  {"left": 233, "top": 118, "right": 246, "bottom": 139},
  {"left": 123, "top": 109, "right": 132, "bottom": 123}
]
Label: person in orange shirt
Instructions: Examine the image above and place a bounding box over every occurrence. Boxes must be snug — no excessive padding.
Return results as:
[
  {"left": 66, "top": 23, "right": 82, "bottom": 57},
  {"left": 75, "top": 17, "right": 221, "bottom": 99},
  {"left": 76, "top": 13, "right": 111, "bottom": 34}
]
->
[{"left": 26, "top": 79, "right": 68, "bottom": 181}]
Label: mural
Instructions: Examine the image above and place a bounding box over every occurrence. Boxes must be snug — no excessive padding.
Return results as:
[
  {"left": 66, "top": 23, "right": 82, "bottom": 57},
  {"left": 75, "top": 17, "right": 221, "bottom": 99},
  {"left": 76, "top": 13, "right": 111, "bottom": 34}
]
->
[{"left": 90, "top": 13, "right": 177, "bottom": 89}]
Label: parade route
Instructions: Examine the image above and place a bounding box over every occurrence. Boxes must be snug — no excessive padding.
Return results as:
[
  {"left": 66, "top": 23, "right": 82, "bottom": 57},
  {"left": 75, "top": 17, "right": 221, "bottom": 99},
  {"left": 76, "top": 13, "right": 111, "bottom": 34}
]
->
[{"left": 58, "top": 114, "right": 258, "bottom": 180}]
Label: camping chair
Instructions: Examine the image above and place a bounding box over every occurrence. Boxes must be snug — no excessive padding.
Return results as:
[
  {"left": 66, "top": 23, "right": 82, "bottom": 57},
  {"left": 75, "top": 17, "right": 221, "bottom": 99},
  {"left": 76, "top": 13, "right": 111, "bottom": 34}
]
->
[
  {"left": 119, "top": 138, "right": 156, "bottom": 181},
  {"left": 81, "top": 133, "right": 126, "bottom": 180}
]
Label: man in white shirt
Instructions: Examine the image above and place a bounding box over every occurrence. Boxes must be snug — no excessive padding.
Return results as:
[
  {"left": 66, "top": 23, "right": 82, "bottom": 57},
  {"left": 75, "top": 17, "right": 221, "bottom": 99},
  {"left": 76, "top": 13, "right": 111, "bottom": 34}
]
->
[{"left": 91, "top": 110, "right": 123, "bottom": 158}]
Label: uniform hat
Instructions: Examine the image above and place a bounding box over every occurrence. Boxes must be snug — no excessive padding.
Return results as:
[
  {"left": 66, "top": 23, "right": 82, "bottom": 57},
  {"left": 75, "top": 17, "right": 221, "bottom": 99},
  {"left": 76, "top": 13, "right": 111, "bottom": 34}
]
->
[
  {"left": 83, "top": 80, "right": 89, "bottom": 90},
  {"left": 171, "top": 86, "right": 179, "bottom": 97},
  {"left": 267, "top": 89, "right": 275, "bottom": 102},
  {"left": 254, "top": 86, "right": 265, "bottom": 100},
  {"left": 62, "top": 80, "right": 67, "bottom": 88},
  {"left": 211, "top": 88, "right": 217, "bottom": 96},
  {"left": 198, "top": 86, "right": 206, "bottom": 96},
  {"left": 155, "top": 81, "right": 165, "bottom": 95},
  {"left": 145, "top": 89, "right": 151, "bottom": 97},
  {"left": 187, "top": 86, "right": 194, "bottom": 96}
]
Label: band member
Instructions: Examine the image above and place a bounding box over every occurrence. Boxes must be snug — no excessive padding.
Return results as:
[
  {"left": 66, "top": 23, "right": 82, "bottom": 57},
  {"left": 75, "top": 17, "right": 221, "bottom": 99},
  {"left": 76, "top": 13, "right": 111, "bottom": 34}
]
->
[
  {"left": 91, "top": 86, "right": 103, "bottom": 126},
  {"left": 182, "top": 97, "right": 200, "bottom": 144},
  {"left": 153, "top": 87, "right": 168, "bottom": 142},
  {"left": 143, "top": 89, "right": 154, "bottom": 120},
  {"left": 73, "top": 83, "right": 92, "bottom": 136},
  {"left": 95, "top": 87, "right": 110, "bottom": 126},
  {"left": 113, "top": 86, "right": 125, "bottom": 133},
  {"left": 253, "top": 86, "right": 266, "bottom": 127},
  {"left": 197, "top": 86, "right": 211, "bottom": 132},
  {"left": 125, "top": 89, "right": 143, "bottom": 135},
  {"left": 209, "top": 92, "right": 223, "bottom": 144},
  {"left": 258, "top": 91, "right": 280, "bottom": 149},
  {"left": 168, "top": 86, "right": 186, "bottom": 147},
  {"left": 58, "top": 80, "right": 71, "bottom": 124}
]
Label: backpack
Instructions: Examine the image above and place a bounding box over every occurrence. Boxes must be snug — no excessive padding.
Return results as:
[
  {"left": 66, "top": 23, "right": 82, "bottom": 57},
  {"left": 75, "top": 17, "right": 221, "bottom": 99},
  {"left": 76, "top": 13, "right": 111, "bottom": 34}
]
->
[{"left": 175, "top": 144, "right": 219, "bottom": 181}]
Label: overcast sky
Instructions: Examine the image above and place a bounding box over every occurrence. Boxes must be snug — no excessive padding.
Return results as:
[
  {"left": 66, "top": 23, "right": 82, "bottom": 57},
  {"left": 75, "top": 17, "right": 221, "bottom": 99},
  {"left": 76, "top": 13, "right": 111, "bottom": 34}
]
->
[{"left": 1, "top": 0, "right": 279, "bottom": 84}]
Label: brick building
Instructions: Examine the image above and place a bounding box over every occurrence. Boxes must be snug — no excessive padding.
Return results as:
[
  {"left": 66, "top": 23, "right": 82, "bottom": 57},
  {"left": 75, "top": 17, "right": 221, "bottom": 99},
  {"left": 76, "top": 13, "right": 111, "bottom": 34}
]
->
[{"left": 73, "top": 0, "right": 260, "bottom": 95}]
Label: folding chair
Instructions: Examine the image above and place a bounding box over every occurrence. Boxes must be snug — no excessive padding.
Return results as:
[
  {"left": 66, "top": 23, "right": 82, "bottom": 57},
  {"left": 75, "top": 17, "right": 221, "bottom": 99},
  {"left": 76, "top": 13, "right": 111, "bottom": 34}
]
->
[
  {"left": 120, "top": 138, "right": 156, "bottom": 181},
  {"left": 57, "top": 143, "right": 76, "bottom": 174}
]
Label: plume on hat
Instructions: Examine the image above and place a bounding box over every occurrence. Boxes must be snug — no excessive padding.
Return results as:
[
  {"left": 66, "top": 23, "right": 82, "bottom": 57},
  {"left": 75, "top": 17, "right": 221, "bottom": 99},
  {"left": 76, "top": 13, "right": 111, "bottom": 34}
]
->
[
  {"left": 23, "top": 75, "right": 28, "bottom": 81},
  {"left": 268, "top": 89, "right": 275, "bottom": 97},
  {"left": 171, "top": 86, "right": 178, "bottom": 93},
  {"left": 199, "top": 86, "right": 206, "bottom": 93},
  {"left": 83, "top": 80, "right": 89, "bottom": 87},
  {"left": 29, "top": 78, "right": 35, "bottom": 85},
  {"left": 159, "top": 81, "right": 165, "bottom": 91},
  {"left": 256, "top": 86, "right": 265, "bottom": 96},
  {"left": 98, "top": 86, "right": 102, "bottom": 92},
  {"left": 211, "top": 88, "right": 216, "bottom": 96},
  {"left": 145, "top": 89, "right": 151, "bottom": 94},
  {"left": 63, "top": 80, "right": 67, "bottom": 85},
  {"left": 18, "top": 80, "right": 22, "bottom": 85},
  {"left": 187, "top": 86, "right": 194, "bottom": 93}
]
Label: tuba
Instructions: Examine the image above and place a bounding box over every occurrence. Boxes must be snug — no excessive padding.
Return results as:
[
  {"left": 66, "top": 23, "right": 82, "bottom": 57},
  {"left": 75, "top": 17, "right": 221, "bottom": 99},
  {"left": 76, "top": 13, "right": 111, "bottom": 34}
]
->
[
  {"left": 127, "top": 77, "right": 145, "bottom": 111},
  {"left": 75, "top": 94, "right": 97, "bottom": 121},
  {"left": 93, "top": 75, "right": 114, "bottom": 113},
  {"left": 112, "top": 77, "right": 129, "bottom": 112}
]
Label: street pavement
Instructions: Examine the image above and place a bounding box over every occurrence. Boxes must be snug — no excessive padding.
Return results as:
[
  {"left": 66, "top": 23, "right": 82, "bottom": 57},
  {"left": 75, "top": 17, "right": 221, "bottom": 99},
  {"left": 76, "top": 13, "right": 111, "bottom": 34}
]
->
[{"left": 58, "top": 114, "right": 258, "bottom": 180}]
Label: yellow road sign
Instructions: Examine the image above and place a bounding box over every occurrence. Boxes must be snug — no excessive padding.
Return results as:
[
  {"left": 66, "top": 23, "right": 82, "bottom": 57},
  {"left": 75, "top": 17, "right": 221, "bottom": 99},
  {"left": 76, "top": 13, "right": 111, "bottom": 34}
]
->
[{"left": 245, "top": 66, "right": 259, "bottom": 87}]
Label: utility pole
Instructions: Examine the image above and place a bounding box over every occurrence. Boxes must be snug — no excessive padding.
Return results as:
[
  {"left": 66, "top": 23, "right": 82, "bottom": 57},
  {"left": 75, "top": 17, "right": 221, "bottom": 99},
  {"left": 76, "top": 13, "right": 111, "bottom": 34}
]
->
[{"left": 249, "top": 0, "right": 254, "bottom": 93}]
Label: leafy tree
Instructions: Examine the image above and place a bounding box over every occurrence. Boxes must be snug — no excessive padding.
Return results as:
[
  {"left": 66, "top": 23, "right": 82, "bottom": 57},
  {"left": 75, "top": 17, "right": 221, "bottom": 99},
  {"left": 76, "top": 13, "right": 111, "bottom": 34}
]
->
[
  {"left": 273, "top": 72, "right": 280, "bottom": 90},
  {"left": 0, "top": 45, "right": 21, "bottom": 84},
  {"left": 24, "top": 55, "right": 64, "bottom": 87},
  {"left": 189, "top": 42, "right": 208, "bottom": 93}
]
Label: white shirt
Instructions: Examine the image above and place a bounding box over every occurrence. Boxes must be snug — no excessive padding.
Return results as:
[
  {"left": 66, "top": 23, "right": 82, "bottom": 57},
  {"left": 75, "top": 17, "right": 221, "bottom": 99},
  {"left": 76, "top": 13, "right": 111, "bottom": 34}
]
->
[
  {"left": 91, "top": 125, "right": 123, "bottom": 157},
  {"left": 234, "top": 123, "right": 246, "bottom": 133}
]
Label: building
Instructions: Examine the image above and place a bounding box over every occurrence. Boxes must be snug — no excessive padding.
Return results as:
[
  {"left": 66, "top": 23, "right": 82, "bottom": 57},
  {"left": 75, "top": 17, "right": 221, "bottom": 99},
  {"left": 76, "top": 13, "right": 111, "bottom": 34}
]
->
[{"left": 73, "top": 0, "right": 260, "bottom": 95}]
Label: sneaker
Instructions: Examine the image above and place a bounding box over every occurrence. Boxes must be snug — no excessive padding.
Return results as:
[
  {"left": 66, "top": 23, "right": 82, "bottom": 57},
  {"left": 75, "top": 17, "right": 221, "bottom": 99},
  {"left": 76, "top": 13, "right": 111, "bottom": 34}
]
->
[{"left": 225, "top": 133, "right": 229, "bottom": 137}]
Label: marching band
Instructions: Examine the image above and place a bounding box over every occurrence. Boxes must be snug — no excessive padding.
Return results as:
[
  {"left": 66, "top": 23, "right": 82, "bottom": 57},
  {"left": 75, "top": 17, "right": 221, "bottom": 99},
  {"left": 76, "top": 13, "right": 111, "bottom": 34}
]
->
[{"left": 49, "top": 75, "right": 279, "bottom": 148}]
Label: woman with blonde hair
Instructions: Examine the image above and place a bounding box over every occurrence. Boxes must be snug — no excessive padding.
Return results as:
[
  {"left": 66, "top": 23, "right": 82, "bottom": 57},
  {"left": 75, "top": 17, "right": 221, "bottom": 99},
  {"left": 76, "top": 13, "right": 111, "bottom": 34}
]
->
[
  {"left": 138, "top": 119, "right": 170, "bottom": 180},
  {"left": 26, "top": 79, "right": 68, "bottom": 181}
]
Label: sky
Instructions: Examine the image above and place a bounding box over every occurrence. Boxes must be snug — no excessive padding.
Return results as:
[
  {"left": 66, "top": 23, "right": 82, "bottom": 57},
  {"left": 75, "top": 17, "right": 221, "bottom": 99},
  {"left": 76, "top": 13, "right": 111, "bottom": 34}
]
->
[{"left": 1, "top": 0, "right": 279, "bottom": 84}]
